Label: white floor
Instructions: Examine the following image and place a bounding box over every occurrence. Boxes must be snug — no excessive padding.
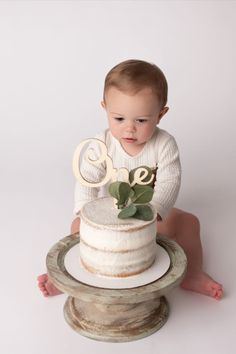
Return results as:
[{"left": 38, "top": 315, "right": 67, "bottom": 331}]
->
[{"left": 1, "top": 171, "right": 236, "bottom": 354}]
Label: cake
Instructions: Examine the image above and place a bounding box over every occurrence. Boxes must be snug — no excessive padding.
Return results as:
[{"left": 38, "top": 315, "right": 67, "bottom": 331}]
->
[{"left": 79, "top": 197, "right": 157, "bottom": 277}]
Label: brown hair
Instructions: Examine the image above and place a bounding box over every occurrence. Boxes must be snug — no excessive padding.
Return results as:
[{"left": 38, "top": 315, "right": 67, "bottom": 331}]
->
[{"left": 103, "top": 59, "right": 168, "bottom": 108}]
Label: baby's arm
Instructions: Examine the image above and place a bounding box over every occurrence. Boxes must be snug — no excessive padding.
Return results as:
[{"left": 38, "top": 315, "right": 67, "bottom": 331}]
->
[{"left": 151, "top": 134, "right": 181, "bottom": 220}]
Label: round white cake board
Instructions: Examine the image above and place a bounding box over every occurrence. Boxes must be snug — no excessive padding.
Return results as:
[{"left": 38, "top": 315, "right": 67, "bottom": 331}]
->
[{"left": 64, "top": 243, "right": 170, "bottom": 289}]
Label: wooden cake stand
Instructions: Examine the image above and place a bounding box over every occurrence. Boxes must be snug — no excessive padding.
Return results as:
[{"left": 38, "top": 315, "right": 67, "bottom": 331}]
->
[{"left": 46, "top": 234, "right": 187, "bottom": 342}]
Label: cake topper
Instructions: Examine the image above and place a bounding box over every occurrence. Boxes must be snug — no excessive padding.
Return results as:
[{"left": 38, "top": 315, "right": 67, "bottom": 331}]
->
[{"left": 72, "top": 138, "right": 155, "bottom": 221}]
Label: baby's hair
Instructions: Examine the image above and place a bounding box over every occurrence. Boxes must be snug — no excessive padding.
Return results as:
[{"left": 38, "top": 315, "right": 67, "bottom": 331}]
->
[{"left": 103, "top": 59, "right": 168, "bottom": 108}]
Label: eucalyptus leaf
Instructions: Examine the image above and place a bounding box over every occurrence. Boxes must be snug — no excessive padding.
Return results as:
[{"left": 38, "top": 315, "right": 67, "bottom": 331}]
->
[
  {"left": 129, "top": 189, "right": 135, "bottom": 199},
  {"left": 109, "top": 181, "right": 131, "bottom": 207},
  {"left": 119, "top": 182, "right": 131, "bottom": 205},
  {"left": 118, "top": 204, "right": 137, "bottom": 219},
  {"left": 131, "top": 184, "right": 154, "bottom": 204},
  {"left": 109, "top": 181, "right": 121, "bottom": 200},
  {"left": 133, "top": 204, "right": 154, "bottom": 221}
]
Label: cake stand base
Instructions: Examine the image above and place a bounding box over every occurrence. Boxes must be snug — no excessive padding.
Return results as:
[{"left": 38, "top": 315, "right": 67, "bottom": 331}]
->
[
  {"left": 46, "top": 233, "right": 187, "bottom": 342},
  {"left": 64, "top": 295, "right": 169, "bottom": 342}
]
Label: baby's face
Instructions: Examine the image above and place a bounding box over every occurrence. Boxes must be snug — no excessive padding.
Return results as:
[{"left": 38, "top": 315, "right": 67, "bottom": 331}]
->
[{"left": 102, "top": 87, "right": 168, "bottom": 156}]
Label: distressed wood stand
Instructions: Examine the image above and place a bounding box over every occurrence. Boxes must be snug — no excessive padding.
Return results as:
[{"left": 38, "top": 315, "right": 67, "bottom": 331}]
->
[{"left": 46, "top": 234, "right": 187, "bottom": 342}]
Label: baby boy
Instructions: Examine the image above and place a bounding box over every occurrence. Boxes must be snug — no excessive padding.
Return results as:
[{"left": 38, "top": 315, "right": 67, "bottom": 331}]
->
[{"left": 38, "top": 59, "right": 223, "bottom": 300}]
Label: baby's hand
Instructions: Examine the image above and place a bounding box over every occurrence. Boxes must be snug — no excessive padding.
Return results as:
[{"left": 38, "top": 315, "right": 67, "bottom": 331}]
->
[{"left": 71, "top": 217, "right": 81, "bottom": 235}]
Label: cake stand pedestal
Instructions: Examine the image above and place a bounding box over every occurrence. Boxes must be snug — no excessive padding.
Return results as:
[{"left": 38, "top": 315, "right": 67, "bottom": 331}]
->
[{"left": 46, "top": 234, "right": 187, "bottom": 342}]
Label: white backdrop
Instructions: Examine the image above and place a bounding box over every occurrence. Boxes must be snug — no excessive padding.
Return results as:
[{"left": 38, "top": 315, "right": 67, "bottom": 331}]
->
[{"left": 0, "top": 1, "right": 236, "bottom": 354}]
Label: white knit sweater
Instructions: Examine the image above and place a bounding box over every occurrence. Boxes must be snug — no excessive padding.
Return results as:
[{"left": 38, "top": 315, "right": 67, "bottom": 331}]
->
[{"left": 73, "top": 127, "right": 181, "bottom": 219}]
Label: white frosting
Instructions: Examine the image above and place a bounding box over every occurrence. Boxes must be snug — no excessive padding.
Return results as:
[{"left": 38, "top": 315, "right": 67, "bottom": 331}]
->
[
  {"left": 79, "top": 197, "right": 157, "bottom": 277},
  {"left": 80, "top": 241, "right": 156, "bottom": 276},
  {"left": 81, "top": 197, "right": 156, "bottom": 230}
]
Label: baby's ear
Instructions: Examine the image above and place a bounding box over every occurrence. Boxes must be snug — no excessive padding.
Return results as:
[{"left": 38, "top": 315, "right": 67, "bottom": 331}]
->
[
  {"left": 156, "top": 107, "right": 169, "bottom": 124},
  {"left": 101, "top": 101, "right": 106, "bottom": 109},
  {"left": 159, "top": 107, "right": 169, "bottom": 119}
]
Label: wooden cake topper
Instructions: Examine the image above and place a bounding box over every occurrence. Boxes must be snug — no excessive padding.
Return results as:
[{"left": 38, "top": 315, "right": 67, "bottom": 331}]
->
[{"left": 72, "top": 138, "right": 154, "bottom": 187}]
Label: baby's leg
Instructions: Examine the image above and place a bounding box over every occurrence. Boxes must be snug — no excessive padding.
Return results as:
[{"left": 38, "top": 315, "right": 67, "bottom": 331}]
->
[
  {"left": 157, "top": 208, "right": 223, "bottom": 300},
  {"left": 37, "top": 217, "right": 81, "bottom": 297}
]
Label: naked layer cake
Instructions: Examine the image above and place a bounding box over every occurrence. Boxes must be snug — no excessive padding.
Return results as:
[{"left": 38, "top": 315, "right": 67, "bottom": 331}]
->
[{"left": 79, "top": 197, "right": 157, "bottom": 277}]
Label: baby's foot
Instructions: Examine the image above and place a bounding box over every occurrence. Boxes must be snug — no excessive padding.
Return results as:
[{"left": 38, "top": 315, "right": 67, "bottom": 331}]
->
[
  {"left": 180, "top": 271, "right": 223, "bottom": 300},
  {"left": 37, "top": 274, "right": 63, "bottom": 297}
]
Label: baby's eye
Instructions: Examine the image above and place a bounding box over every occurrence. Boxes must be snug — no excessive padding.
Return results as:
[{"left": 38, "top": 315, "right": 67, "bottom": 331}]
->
[
  {"left": 136, "top": 119, "right": 147, "bottom": 123},
  {"left": 114, "top": 117, "right": 124, "bottom": 122}
]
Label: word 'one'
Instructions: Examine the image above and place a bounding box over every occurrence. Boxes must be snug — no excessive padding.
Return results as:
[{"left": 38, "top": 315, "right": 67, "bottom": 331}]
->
[{"left": 72, "top": 138, "right": 154, "bottom": 187}]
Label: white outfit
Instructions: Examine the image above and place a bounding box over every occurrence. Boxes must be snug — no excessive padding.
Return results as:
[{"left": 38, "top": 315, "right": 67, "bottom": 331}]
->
[{"left": 73, "top": 127, "right": 181, "bottom": 220}]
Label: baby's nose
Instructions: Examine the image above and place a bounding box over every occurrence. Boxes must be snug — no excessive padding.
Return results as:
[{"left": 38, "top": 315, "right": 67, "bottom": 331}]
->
[{"left": 125, "top": 121, "right": 135, "bottom": 132}]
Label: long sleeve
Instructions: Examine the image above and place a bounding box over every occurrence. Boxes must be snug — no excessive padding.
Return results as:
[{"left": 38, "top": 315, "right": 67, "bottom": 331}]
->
[{"left": 150, "top": 134, "right": 181, "bottom": 219}]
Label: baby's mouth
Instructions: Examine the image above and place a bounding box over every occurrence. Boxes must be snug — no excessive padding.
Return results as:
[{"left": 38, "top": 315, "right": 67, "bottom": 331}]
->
[{"left": 123, "top": 137, "right": 136, "bottom": 143}]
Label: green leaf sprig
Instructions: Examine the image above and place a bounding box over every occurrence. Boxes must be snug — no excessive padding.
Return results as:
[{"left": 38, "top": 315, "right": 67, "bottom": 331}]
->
[{"left": 108, "top": 166, "right": 155, "bottom": 221}]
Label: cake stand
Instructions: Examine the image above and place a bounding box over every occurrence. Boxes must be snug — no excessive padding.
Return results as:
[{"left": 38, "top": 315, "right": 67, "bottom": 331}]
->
[{"left": 46, "top": 233, "right": 187, "bottom": 342}]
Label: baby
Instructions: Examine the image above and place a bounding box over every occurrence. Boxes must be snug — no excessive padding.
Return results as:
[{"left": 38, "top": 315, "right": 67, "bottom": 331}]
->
[{"left": 38, "top": 59, "right": 223, "bottom": 300}]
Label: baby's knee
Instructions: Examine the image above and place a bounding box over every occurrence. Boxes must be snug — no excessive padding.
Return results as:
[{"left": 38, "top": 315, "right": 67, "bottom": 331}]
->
[{"left": 180, "top": 211, "right": 200, "bottom": 229}]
